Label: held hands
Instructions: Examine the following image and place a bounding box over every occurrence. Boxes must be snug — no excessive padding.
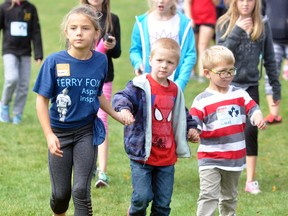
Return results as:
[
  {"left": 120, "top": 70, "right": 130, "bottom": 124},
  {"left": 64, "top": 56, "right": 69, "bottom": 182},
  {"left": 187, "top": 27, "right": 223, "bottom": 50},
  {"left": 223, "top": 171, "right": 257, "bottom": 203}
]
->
[
  {"left": 118, "top": 109, "right": 135, "bottom": 125},
  {"left": 46, "top": 133, "right": 63, "bottom": 157},
  {"left": 187, "top": 128, "right": 200, "bottom": 143},
  {"left": 236, "top": 16, "right": 253, "bottom": 35},
  {"left": 253, "top": 112, "right": 267, "bottom": 130}
]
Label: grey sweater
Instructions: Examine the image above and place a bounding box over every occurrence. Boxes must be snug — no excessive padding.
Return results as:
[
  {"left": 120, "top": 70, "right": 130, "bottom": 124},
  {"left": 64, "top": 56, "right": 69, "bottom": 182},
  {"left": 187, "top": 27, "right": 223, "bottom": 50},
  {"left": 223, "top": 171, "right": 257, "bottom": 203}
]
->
[{"left": 216, "top": 17, "right": 281, "bottom": 101}]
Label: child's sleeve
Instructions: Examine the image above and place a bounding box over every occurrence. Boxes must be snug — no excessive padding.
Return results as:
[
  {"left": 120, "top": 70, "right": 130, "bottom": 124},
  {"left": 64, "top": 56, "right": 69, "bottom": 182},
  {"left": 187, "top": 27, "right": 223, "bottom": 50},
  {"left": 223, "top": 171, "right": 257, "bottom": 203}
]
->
[
  {"left": 31, "top": 5, "right": 43, "bottom": 60},
  {"left": 129, "top": 21, "right": 143, "bottom": 71},
  {"left": 33, "top": 56, "right": 55, "bottom": 98},
  {"left": 186, "top": 107, "right": 198, "bottom": 131},
  {"left": 112, "top": 81, "right": 138, "bottom": 113},
  {"left": 189, "top": 98, "right": 203, "bottom": 132}
]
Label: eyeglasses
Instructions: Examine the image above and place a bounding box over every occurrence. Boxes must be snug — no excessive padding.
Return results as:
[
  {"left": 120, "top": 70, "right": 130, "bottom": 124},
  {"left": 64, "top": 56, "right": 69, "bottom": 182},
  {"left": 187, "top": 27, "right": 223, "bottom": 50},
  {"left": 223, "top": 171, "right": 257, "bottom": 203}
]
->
[{"left": 208, "top": 67, "right": 237, "bottom": 79}]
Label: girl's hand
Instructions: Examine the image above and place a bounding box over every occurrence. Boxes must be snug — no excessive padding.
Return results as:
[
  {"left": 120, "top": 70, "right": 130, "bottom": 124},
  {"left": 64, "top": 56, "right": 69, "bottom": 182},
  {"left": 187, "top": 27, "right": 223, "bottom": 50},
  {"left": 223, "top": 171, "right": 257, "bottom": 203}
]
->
[
  {"left": 119, "top": 109, "right": 135, "bottom": 125},
  {"left": 46, "top": 133, "right": 63, "bottom": 157},
  {"left": 272, "top": 99, "right": 280, "bottom": 106},
  {"left": 103, "top": 36, "right": 116, "bottom": 50},
  {"left": 236, "top": 16, "right": 253, "bottom": 35},
  {"left": 35, "top": 59, "right": 42, "bottom": 66},
  {"left": 134, "top": 64, "right": 144, "bottom": 76}
]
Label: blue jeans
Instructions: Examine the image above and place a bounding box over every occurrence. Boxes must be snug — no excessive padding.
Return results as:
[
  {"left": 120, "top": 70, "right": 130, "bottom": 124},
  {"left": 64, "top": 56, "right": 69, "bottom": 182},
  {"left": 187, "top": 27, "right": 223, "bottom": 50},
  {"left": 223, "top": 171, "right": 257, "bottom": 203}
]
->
[{"left": 129, "top": 160, "right": 175, "bottom": 216}]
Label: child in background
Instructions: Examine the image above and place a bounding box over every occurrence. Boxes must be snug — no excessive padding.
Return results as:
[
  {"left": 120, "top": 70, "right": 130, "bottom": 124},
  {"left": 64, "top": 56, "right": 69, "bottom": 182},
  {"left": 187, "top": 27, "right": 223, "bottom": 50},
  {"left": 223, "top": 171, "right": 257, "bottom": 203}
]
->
[
  {"left": 263, "top": 0, "right": 288, "bottom": 124},
  {"left": 0, "top": 0, "right": 43, "bottom": 124},
  {"left": 33, "top": 5, "right": 133, "bottom": 215},
  {"left": 184, "top": 0, "right": 218, "bottom": 82},
  {"left": 130, "top": 0, "right": 196, "bottom": 91},
  {"left": 216, "top": 0, "right": 281, "bottom": 194},
  {"left": 113, "top": 38, "right": 199, "bottom": 216},
  {"left": 80, "top": 0, "right": 121, "bottom": 188},
  {"left": 190, "top": 45, "right": 266, "bottom": 216}
]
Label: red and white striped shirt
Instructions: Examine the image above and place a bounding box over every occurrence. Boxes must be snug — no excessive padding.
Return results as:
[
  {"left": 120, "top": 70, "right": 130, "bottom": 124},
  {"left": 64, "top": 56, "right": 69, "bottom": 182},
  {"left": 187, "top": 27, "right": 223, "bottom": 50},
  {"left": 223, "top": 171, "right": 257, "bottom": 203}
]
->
[{"left": 190, "top": 86, "right": 261, "bottom": 171}]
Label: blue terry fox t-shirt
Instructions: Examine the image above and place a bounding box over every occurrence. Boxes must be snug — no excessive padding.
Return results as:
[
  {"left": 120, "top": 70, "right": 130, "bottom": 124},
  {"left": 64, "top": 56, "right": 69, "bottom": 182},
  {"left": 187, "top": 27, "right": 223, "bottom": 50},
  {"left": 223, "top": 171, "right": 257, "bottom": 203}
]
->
[{"left": 33, "top": 50, "right": 107, "bottom": 129}]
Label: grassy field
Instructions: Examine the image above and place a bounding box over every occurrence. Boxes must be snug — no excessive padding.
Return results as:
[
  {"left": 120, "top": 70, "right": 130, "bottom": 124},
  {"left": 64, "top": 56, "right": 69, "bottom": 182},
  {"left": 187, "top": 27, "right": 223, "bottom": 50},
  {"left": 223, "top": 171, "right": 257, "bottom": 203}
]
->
[{"left": 0, "top": 0, "right": 287, "bottom": 215}]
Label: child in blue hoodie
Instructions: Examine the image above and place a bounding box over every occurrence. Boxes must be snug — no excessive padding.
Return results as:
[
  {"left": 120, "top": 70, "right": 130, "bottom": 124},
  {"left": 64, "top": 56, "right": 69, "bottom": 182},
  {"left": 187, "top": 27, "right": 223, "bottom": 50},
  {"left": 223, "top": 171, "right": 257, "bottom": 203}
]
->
[{"left": 130, "top": 0, "right": 197, "bottom": 91}]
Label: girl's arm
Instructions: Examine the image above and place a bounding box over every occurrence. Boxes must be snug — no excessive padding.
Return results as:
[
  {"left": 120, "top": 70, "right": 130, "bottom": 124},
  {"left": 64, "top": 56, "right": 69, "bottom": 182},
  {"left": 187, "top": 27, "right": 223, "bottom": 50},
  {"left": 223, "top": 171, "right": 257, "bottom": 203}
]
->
[
  {"left": 36, "top": 94, "right": 63, "bottom": 157},
  {"left": 106, "top": 14, "right": 121, "bottom": 58},
  {"left": 216, "top": 21, "right": 244, "bottom": 52},
  {"left": 175, "top": 21, "right": 197, "bottom": 90},
  {"left": 130, "top": 20, "right": 144, "bottom": 75},
  {"left": 263, "top": 21, "right": 281, "bottom": 102}
]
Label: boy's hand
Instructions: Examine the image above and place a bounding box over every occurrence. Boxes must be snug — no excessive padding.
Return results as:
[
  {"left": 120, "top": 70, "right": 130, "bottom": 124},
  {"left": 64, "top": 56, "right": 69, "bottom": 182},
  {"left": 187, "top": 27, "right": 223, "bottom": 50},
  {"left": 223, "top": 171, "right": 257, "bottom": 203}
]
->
[
  {"left": 46, "top": 133, "right": 63, "bottom": 157},
  {"left": 254, "top": 119, "right": 267, "bottom": 130},
  {"left": 253, "top": 112, "right": 267, "bottom": 130},
  {"left": 187, "top": 128, "right": 200, "bottom": 143},
  {"left": 119, "top": 109, "right": 135, "bottom": 125}
]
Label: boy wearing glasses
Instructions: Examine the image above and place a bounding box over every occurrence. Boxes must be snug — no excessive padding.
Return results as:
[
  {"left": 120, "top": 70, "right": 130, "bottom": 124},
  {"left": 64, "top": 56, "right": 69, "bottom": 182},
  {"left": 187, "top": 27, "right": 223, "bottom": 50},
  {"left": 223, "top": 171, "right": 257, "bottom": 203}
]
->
[{"left": 190, "top": 45, "right": 266, "bottom": 216}]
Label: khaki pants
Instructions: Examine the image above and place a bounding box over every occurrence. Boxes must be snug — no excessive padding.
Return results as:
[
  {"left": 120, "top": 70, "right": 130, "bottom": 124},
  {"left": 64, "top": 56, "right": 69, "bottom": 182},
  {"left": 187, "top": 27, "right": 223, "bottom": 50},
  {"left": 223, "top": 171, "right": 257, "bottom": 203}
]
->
[{"left": 197, "top": 168, "right": 241, "bottom": 216}]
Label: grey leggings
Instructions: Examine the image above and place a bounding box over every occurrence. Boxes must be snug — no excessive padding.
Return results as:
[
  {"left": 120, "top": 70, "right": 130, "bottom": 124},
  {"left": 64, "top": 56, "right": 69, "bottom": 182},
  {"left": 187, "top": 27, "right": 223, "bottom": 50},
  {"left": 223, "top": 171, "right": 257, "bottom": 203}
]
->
[{"left": 49, "top": 124, "right": 97, "bottom": 215}]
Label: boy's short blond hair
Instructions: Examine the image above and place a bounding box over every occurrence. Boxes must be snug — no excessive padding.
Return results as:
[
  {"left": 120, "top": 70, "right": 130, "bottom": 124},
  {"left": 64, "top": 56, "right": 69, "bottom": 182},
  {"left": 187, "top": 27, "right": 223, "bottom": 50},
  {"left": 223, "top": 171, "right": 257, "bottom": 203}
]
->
[
  {"left": 150, "top": 38, "right": 181, "bottom": 63},
  {"left": 201, "top": 45, "right": 235, "bottom": 70}
]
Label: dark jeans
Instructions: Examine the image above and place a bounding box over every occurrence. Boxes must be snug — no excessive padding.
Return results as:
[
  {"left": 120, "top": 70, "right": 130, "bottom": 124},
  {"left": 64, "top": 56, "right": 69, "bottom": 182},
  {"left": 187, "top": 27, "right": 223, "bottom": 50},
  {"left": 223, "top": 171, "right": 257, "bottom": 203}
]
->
[{"left": 129, "top": 160, "right": 175, "bottom": 216}]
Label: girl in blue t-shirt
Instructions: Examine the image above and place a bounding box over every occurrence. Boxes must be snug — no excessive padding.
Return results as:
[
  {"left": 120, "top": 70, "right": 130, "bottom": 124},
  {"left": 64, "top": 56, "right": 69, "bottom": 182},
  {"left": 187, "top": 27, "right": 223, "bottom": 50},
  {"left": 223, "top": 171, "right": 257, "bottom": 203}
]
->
[{"left": 33, "top": 5, "right": 133, "bottom": 215}]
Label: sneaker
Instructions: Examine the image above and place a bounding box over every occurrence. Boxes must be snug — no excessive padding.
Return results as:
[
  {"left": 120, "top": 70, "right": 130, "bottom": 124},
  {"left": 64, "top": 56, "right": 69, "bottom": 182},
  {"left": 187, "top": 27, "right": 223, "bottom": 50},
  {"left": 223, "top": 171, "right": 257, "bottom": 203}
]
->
[
  {"left": 0, "top": 105, "right": 10, "bottom": 123},
  {"left": 264, "top": 114, "right": 282, "bottom": 124},
  {"left": 92, "top": 168, "right": 98, "bottom": 178},
  {"left": 245, "top": 181, "right": 261, "bottom": 194},
  {"left": 13, "top": 114, "right": 22, "bottom": 124},
  {"left": 95, "top": 171, "right": 110, "bottom": 188}
]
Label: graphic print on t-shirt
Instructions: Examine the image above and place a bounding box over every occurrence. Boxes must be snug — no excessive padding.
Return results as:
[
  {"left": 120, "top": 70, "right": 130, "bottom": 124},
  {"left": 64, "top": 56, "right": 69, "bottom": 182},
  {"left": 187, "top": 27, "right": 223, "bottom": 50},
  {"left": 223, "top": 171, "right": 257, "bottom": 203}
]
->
[
  {"left": 152, "top": 94, "right": 174, "bottom": 149},
  {"left": 216, "top": 105, "right": 241, "bottom": 126},
  {"left": 56, "top": 88, "right": 71, "bottom": 122}
]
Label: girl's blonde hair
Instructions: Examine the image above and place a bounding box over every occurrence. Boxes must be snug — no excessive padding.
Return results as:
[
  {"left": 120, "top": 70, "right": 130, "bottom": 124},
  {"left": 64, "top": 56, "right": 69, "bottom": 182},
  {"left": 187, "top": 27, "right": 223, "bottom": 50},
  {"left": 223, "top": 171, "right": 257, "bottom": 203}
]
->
[
  {"left": 202, "top": 45, "right": 235, "bottom": 70},
  {"left": 80, "top": 0, "right": 113, "bottom": 35},
  {"left": 217, "top": 0, "right": 263, "bottom": 41},
  {"left": 147, "top": 0, "right": 177, "bottom": 15},
  {"left": 61, "top": 4, "right": 102, "bottom": 49}
]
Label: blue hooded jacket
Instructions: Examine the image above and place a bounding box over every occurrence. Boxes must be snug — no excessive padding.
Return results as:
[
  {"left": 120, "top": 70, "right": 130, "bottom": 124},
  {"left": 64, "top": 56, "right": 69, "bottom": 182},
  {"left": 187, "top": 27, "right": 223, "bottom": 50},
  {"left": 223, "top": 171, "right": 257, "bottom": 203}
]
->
[{"left": 130, "top": 11, "right": 197, "bottom": 91}]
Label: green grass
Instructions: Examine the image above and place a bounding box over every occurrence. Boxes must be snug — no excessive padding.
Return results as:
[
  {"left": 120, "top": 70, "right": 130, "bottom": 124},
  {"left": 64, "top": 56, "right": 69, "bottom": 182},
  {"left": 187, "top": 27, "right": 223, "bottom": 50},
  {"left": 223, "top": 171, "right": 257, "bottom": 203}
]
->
[{"left": 0, "top": 0, "right": 287, "bottom": 215}]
